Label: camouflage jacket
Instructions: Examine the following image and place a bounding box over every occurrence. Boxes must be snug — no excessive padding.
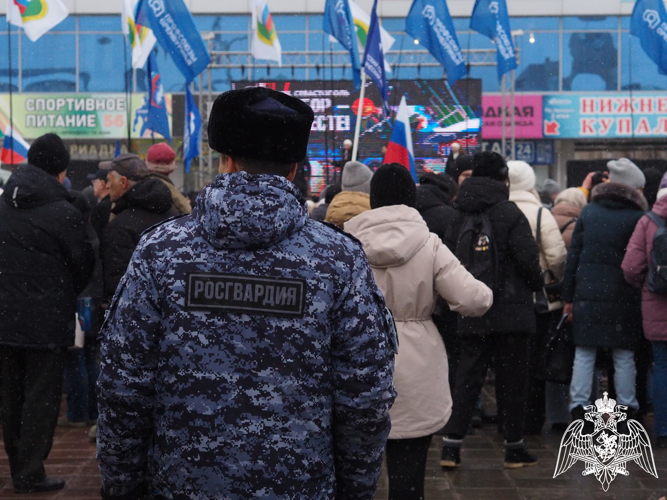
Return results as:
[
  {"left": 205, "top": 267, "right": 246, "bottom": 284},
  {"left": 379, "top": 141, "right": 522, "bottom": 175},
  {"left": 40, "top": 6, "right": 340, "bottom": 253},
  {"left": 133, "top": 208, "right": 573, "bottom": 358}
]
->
[{"left": 97, "top": 172, "right": 397, "bottom": 500}]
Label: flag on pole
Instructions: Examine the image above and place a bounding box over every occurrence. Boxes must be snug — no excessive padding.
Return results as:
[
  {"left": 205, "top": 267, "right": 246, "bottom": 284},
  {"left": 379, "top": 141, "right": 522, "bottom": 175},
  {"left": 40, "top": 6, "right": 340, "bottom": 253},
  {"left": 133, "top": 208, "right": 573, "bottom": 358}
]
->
[
  {"left": 349, "top": 0, "right": 395, "bottom": 73},
  {"left": 6, "top": 0, "right": 69, "bottom": 42},
  {"left": 631, "top": 0, "right": 667, "bottom": 75},
  {"left": 251, "top": 0, "right": 282, "bottom": 66},
  {"left": 122, "top": 0, "right": 156, "bottom": 69},
  {"left": 1, "top": 126, "right": 29, "bottom": 165},
  {"left": 143, "top": 52, "right": 171, "bottom": 141},
  {"left": 323, "top": 0, "right": 362, "bottom": 89},
  {"left": 405, "top": 0, "right": 467, "bottom": 83},
  {"left": 470, "top": 0, "right": 517, "bottom": 80},
  {"left": 183, "top": 84, "right": 202, "bottom": 174},
  {"left": 384, "top": 96, "right": 417, "bottom": 181},
  {"left": 362, "top": 0, "right": 389, "bottom": 116},
  {"left": 115, "top": 140, "right": 122, "bottom": 157}
]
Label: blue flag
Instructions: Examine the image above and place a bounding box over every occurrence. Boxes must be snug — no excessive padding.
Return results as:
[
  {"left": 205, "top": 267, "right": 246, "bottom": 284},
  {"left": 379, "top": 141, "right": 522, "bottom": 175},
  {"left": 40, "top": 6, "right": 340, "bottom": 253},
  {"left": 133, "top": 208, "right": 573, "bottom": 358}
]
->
[
  {"left": 115, "top": 140, "right": 121, "bottom": 157},
  {"left": 183, "top": 84, "right": 202, "bottom": 174},
  {"left": 362, "top": 0, "right": 389, "bottom": 116},
  {"left": 470, "top": 0, "right": 517, "bottom": 80},
  {"left": 136, "top": 0, "right": 210, "bottom": 82},
  {"left": 631, "top": 0, "right": 667, "bottom": 75},
  {"left": 143, "top": 52, "right": 171, "bottom": 141},
  {"left": 405, "top": 0, "right": 467, "bottom": 83},
  {"left": 323, "top": 0, "right": 362, "bottom": 89}
]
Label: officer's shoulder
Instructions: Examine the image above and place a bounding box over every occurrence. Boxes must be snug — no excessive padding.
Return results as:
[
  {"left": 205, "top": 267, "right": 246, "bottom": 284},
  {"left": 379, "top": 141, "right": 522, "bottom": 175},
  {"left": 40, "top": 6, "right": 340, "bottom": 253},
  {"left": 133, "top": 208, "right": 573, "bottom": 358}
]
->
[
  {"left": 141, "top": 214, "right": 190, "bottom": 239},
  {"left": 306, "top": 219, "right": 364, "bottom": 249}
]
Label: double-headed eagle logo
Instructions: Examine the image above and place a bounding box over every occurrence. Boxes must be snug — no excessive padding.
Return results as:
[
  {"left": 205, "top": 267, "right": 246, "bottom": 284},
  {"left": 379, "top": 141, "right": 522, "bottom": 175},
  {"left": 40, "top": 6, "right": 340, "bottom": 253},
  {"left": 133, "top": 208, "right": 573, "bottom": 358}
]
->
[{"left": 554, "top": 392, "right": 658, "bottom": 491}]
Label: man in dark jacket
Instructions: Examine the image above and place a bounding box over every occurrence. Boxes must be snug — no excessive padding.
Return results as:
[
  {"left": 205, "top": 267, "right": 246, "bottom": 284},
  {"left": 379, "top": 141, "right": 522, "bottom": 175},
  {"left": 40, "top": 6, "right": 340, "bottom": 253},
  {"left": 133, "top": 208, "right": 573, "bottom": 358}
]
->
[
  {"left": 90, "top": 167, "right": 112, "bottom": 242},
  {"left": 97, "top": 87, "right": 397, "bottom": 500},
  {"left": 0, "top": 133, "right": 94, "bottom": 493},
  {"left": 563, "top": 159, "right": 648, "bottom": 423},
  {"left": 415, "top": 172, "right": 458, "bottom": 243},
  {"left": 440, "top": 152, "right": 543, "bottom": 469},
  {"left": 101, "top": 154, "right": 177, "bottom": 303}
]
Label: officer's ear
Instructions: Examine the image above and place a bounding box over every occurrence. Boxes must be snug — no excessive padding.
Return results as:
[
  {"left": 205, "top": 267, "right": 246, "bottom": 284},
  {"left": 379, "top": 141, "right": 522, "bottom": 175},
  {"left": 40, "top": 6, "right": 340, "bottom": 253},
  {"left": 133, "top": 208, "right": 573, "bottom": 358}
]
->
[{"left": 286, "top": 163, "right": 298, "bottom": 182}]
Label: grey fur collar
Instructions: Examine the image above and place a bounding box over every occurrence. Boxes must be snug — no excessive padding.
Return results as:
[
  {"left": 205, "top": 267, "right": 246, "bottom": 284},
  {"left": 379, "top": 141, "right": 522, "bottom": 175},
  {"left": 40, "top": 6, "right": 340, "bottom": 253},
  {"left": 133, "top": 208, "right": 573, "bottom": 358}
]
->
[{"left": 591, "top": 181, "right": 648, "bottom": 211}]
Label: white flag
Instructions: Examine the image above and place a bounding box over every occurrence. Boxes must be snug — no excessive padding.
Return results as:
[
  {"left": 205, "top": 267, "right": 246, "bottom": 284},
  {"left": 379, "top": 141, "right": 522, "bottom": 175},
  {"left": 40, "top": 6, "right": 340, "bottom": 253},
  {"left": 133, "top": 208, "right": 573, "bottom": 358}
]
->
[
  {"left": 251, "top": 0, "right": 282, "bottom": 66},
  {"left": 122, "top": 0, "right": 156, "bottom": 69},
  {"left": 6, "top": 0, "right": 69, "bottom": 42},
  {"left": 349, "top": 0, "right": 395, "bottom": 73}
]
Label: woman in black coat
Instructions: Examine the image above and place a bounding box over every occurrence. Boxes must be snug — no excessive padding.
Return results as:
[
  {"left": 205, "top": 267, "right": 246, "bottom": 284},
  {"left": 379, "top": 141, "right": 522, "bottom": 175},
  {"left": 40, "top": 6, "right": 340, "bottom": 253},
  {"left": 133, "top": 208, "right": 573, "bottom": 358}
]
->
[{"left": 562, "top": 181, "right": 648, "bottom": 419}]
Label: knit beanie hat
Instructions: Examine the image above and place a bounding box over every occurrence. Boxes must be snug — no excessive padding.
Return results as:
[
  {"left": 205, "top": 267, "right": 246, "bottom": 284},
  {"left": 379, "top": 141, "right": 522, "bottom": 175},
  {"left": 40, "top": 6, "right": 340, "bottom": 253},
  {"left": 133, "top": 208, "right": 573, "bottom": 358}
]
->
[
  {"left": 542, "top": 179, "right": 563, "bottom": 198},
  {"left": 471, "top": 152, "right": 509, "bottom": 182},
  {"left": 607, "top": 158, "right": 645, "bottom": 189},
  {"left": 146, "top": 143, "right": 177, "bottom": 175},
  {"left": 507, "top": 160, "right": 536, "bottom": 192},
  {"left": 370, "top": 163, "right": 417, "bottom": 209},
  {"left": 28, "top": 133, "right": 70, "bottom": 176},
  {"left": 342, "top": 160, "right": 373, "bottom": 194}
]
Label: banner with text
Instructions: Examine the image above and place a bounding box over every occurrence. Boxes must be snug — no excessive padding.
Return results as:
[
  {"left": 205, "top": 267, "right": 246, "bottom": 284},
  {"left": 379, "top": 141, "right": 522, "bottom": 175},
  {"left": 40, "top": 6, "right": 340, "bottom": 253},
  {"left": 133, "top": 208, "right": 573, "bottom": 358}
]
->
[
  {"left": 543, "top": 93, "right": 667, "bottom": 139},
  {"left": 482, "top": 94, "right": 543, "bottom": 139},
  {"left": 0, "top": 93, "right": 172, "bottom": 140}
]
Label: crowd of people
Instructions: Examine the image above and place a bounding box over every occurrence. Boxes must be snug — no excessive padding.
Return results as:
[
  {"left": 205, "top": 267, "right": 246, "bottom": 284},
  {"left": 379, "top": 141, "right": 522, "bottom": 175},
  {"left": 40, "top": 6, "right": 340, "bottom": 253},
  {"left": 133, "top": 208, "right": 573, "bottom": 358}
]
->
[{"left": 0, "top": 85, "right": 665, "bottom": 500}]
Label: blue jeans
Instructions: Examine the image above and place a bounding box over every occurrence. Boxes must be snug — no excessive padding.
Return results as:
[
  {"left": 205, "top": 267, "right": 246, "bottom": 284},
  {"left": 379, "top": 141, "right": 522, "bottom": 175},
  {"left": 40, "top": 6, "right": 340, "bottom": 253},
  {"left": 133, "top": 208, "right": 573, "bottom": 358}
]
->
[
  {"left": 652, "top": 342, "right": 667, "bottom": 437},
  {"left": 569, "top": 346, "right": 638, "bottom": 411},
  {"left": 64, "top": 340, "right": 99, "bottom": 422}
]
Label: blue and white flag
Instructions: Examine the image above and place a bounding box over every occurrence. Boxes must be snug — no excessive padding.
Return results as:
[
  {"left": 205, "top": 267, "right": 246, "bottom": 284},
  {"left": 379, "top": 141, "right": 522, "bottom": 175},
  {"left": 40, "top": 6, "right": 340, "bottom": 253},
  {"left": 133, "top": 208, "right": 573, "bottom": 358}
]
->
[
  {"left": 183, "top": 84, "right": 201, "bottom": 174},
  {"left": 143, "top": 51, "right": 171, "bottom": 141},
  {"left": 470, "top": 0, "right": 517, "bottom": 80},
  {"left": 362, "top": 0, "right": 389, "bottom": 116},
  {"left": 136, "top": 0, "right": 210, "bottom": 82},
  {"left": 323, "top": 0, "right": 362, "bottom": 89},
  {"left": 405, "top": 0, "right": 467, "bottom": 83},
  {"left": 631, "top": 0, "right": 667, "bottom": 75}
]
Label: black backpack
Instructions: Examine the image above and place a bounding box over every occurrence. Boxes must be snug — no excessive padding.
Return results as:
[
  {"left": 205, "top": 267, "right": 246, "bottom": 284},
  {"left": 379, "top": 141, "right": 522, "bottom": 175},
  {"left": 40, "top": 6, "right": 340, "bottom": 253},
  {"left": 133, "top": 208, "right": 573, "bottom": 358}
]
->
[
  {"left": 454, "top": 202, "right": 507, "bottom": 291},
  {"left": 646, "top": 211, "right": 667, "bottom": 294}
]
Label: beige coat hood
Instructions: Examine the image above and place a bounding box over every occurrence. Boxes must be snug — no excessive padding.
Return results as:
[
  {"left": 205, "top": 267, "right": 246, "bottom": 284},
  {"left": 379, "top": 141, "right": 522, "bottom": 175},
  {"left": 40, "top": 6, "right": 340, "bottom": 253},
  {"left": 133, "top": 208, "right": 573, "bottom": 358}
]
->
[{"left": 346, "top": 205, "right": 493, "bottom": 439}]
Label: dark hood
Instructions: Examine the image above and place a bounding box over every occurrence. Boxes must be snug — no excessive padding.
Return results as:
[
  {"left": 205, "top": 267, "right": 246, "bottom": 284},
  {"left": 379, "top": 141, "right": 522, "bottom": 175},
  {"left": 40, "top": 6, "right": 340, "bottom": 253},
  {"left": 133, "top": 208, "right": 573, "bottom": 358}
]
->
[
  {"left": 1, "top": 164, "right": 70, "bottom": 209},
  {"left": 113, "top": 178, "right": 173, "bottom": 215},
  {"left": 193, "top": 171, "right": 308, "bottom": 250},
  {"left": 591, "top": 181, "right": 648, "bottom": 212},
  {"left": 455, "top": 177, "right": 509, "bottom": 214},
  {"left": 414, "top": 184, "right": 451, "bottom": 213}
]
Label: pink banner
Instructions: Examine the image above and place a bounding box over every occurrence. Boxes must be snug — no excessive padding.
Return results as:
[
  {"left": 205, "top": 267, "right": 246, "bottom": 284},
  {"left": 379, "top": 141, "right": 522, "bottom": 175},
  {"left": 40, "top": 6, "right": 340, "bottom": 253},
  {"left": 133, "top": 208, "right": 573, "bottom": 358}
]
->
[{"left": 482, "top": 94, "right": 543, "bottom": 139}]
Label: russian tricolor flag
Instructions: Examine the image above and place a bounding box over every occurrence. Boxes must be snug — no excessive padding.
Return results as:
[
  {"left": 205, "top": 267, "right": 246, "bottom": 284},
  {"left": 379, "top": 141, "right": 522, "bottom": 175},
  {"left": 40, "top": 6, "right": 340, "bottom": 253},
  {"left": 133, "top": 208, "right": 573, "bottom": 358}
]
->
[
  {"left": 383, "top": 96, "right": 417, "bottom": 181},
  {"left": 1, "top": 126, "right": 30, "bottom": 165}
]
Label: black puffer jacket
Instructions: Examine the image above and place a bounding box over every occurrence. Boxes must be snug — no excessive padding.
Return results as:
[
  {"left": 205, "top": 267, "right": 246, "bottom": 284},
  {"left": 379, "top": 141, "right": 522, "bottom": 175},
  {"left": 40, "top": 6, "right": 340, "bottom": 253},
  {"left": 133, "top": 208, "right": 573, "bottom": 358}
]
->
[
  {"left": 0, "top": 165, "right": 94, "bottom": 348},
  {"left": 444, "top": 177, "right": 542, "bottom": 335},
  {"left": 102, "top": 178, "right": 178, "bottom": 302},
  {"left": 414, "top": 184, "right": 458, "bottom": 245}
]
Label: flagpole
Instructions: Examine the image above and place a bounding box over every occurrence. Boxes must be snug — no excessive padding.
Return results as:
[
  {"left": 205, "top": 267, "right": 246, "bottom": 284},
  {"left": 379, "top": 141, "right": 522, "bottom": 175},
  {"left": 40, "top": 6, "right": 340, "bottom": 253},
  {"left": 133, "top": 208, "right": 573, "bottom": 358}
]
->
[
  {"left": 352, "top": 69, "right": 367, "bottom": 162},
  {"left": 123, "top": 35, "right": 132, "bottom": 153},
  {"left": 7, "top": 20, "right": 14, "bottom": 165}
]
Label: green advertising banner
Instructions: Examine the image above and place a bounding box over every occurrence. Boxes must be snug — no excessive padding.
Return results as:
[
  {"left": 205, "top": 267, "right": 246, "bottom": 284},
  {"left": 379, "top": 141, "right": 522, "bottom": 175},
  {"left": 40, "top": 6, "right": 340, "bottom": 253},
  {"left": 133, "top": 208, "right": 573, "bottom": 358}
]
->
[{"left": 0, "top": 93, "right": 173, "bottom": 140}]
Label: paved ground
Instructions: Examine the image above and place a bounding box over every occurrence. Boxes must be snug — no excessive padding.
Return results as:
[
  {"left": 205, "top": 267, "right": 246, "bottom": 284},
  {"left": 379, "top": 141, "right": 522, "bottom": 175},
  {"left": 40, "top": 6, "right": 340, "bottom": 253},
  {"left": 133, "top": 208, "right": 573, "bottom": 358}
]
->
[{"left": 0, "top": 391, "right": 666, "bottom": 499}]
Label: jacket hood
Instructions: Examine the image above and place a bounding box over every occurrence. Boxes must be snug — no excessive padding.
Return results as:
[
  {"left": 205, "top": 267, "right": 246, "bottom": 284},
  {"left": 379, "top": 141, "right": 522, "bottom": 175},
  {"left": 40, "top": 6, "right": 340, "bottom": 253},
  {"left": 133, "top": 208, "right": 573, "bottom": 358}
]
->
[
  {"left": 193, "top": 171, "right": 307, "bottom": 250},
  {"left": 455, "top": 177, "right": 510, "bottom": 214},
  {"left": 509, "top": 189, "right": 541, "bottom": 207},
  {"left": 414, "top": 184, "right": 451, "bottom": 213},
  {"left": 1, "top": 164, "right": 69, "bottom": 209},
  {"left": 652, "top": 194, "right": 667, "bottom": 219},
  {"left": 344, "top": 205, "right": 430, "bottom": 268},
  {"left": 113, "top": 178, "right": 173, "bottom": 216},
  {"left": 591, "top": 181, "right": 648, "bottom": 211},
  {"left": 551, "top": 202, "right": 581, "bottom": 219}
]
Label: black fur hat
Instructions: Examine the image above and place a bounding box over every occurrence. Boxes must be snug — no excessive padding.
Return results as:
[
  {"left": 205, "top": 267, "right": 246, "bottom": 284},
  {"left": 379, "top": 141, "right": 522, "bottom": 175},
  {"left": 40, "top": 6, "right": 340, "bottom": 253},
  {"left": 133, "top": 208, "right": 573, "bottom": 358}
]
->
[{"left": 208, "top": 87, "right": 315, "bottom": 163}]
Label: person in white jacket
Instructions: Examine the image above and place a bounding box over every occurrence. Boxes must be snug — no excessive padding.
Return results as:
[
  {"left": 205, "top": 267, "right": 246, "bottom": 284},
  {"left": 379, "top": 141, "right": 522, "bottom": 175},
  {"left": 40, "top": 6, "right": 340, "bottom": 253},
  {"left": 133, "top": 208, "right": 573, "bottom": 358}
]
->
[
  {"left": 507, "top": 161, "right": 569, "bottom": 436},
  {"left": 346, "top": 164, "right": 493, "bottom": 500}
]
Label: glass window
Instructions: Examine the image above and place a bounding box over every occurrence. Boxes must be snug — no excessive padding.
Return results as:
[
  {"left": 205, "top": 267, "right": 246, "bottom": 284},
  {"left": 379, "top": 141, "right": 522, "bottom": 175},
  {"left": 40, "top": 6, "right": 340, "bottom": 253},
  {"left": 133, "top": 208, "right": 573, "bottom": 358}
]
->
[
  {"left": 510, "top": 17, "right": 560, "bottom": 31},
  {"left": 278, "top": 33, "right": 306, "bottom": 52},
  {"left": 563, "top": 16, "right": 618, "bottom": 31},
  {"left": 452, "top": 18, "right": 470, "bottom": 32},
  {"left": 79, "top": 34, "right": 128, "bottom": 92},
  {"left": 272, "top": 15, "right": 306, "bottom": 31},
  {"left": 307, "top": 15, "right": 324, "bottom": 29},
  {"left": 381, "top": 18, "right": 406, "bottom": 31},
  {"left": 79, "top": 16, "right": 122, "bottom": 32},
  {"left": 194, "top": 15, "right": 248, "bottom": 33},
  {"left": 621, "top": 33, "right": 667, "bottom": 90},
  {"left": 22, "top": 33, "right": 76, "bottom": 92},
  {"left": 149, "top": 46, "right": 186, "bottom": 92},
  {"left": 514, "top": 32, "right": 560, "bottom": 91},
  {"left": 0, "top": 34, "right": 19, "bottom": 91},
  {"left": 562, "top": 32, "right": 618, "bottom": 91},
  {"left": 469, "top": 66, "right": 500, "bottom": 92},
  {"left": 621, "top": 16, "right": 631, "bottom": 31},
  {"left": 50, "top": 17, "right": 75, "bottom": 32},
  {"left": 209, "top": 32, "right": 249, "bottom": 53}
]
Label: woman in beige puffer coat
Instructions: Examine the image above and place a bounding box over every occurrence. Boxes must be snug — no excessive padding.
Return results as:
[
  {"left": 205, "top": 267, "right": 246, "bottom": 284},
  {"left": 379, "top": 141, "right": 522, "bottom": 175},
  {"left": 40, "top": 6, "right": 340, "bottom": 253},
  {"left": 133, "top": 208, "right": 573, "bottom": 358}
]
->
[{"left": 346, "top": 164, "right": 493, "bottom": 500}]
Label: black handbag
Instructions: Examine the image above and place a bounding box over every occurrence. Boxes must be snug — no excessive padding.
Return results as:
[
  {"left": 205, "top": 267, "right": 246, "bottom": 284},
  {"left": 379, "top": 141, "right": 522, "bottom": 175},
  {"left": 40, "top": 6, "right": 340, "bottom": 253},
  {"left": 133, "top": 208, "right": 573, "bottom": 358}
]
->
[{"left": 540, "top": 314, "right": 575, "bottom": 384}]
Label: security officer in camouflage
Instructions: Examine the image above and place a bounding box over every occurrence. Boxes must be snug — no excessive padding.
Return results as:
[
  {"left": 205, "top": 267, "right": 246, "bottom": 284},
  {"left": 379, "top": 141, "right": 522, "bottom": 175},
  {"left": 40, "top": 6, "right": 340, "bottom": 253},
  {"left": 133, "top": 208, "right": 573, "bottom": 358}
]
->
[{"left": 97, "top": 86, "right": 398, "bottom": 500}]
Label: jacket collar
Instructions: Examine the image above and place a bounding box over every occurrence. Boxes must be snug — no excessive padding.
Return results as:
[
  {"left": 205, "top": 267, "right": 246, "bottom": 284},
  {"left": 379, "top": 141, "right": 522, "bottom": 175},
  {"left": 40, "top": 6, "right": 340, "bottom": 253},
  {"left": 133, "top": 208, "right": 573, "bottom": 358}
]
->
[{"left": 591, "top": 182, "right": 648, "bottom": 211}]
